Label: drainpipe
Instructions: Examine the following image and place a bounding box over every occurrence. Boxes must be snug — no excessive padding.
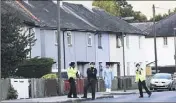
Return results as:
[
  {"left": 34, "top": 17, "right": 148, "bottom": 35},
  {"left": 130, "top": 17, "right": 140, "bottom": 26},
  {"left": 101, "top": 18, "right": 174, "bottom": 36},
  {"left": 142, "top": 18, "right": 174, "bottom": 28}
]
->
[{"left": 94, "top": 32, "right": 97, "bottom": 75}]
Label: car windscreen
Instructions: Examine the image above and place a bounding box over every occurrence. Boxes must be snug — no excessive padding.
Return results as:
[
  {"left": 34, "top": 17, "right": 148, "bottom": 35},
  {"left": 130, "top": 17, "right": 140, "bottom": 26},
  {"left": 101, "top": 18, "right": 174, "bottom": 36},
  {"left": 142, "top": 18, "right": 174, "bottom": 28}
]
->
[{"left": 153, "top": 74, "right": 171, "bottom": 79}]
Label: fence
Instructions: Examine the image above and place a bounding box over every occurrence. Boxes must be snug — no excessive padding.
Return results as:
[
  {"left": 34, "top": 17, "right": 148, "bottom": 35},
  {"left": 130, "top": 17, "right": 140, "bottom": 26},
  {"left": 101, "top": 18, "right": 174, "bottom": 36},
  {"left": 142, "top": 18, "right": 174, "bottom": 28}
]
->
[{"left": 0, "top": 76, "right": 152, "bottom": 100}]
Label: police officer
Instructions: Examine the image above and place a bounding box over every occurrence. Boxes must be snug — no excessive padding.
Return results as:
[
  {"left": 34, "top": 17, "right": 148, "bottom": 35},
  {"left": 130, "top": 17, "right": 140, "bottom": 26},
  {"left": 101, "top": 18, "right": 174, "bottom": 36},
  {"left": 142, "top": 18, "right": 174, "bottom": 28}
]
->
[
  {"left": 82, "top": 62, "right": 97, "bottom": 100},
  {"left": 135, "top": 63, "right": 152, "bottom": 98},
  {"left": 67, "top": 62, "right": 79, "bottom": 98}
]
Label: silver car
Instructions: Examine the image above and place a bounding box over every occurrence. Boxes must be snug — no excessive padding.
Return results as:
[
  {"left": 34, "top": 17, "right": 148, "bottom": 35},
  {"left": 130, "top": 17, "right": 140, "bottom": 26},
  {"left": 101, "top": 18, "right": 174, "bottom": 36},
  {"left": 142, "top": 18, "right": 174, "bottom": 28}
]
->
[{"left": 149, "top": 73, "right": 176, "bottom": 91}]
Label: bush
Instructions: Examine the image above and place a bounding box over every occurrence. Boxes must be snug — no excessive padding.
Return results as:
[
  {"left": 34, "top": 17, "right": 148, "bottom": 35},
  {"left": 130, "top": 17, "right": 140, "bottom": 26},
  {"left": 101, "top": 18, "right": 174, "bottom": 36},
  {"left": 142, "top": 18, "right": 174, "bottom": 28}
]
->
[
  {"left": 15, "top": 57, "right": 55, "bottom": 78},
  {"left": 42, "top": 73, "right": 57, "bottom": 79},
  {"left": 7, "top": 85, "right": 18, "bottom": 100}
]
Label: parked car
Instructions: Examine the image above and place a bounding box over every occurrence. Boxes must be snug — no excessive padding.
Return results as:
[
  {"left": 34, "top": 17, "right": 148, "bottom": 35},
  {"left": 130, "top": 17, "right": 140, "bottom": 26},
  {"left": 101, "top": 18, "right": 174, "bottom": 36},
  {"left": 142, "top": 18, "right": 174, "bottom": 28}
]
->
[{"left": 149, "top": 73, "right": 176, "bottom": 91}]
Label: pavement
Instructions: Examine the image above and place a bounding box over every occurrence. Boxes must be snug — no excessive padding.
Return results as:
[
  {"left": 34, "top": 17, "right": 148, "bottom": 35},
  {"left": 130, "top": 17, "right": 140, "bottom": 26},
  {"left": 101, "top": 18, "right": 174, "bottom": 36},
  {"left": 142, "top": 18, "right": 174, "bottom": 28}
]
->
[
  {"left": 1, "top": 90, "right": 138, "bottom": 103},
  {"left": 84, "top": 90, "right": 176, "bottom": 102}
]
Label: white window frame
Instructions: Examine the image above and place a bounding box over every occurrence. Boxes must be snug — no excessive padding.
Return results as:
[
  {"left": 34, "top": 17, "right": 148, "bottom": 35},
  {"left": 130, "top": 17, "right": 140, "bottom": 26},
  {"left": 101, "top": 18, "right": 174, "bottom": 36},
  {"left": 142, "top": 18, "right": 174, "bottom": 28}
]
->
[
  {"left": 55, "top": 30, "right": 58, "bottom": 45},
  {"left": 98, "top": 34, "right": 102, "bottom": 48},
  {"left": 126, "top": 36, "right": 129, "bottom": 48},
  {"left": 116, "top": 35, "right": 122, "bottom": 48},
  {"left": 87, "top": 33, "right": 92, "bottom": 47},
  {"left": 139, "top": 36, "right": 141, "bottom": 49},
  {"left": 163, "top": 37, "right": 168, "bottom": 46},
  {"left": 67, "top": 31, "right": 72, "bottom": 46}
]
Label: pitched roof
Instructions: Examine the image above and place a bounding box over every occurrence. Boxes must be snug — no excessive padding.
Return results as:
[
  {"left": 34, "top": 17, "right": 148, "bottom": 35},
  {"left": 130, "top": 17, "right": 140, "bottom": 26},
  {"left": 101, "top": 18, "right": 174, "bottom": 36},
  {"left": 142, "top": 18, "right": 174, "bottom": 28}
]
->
[
  {"left": 63, "top": 2, "right": 144, "bottom": 35},
  {"left": 1, "top": 1, "right": 41, "bottom": 26},
  {"left": 144, "top": 13, "right": 176, "bottom": 37},
  {"left": 130, "top": 22, "right": 153, "bottom": 31},
  {"left": 92, "top": 7, "right": 144, "bottom": 35},
  {"left": 17, "top": 0, "right": 96, "bottom": 31}
]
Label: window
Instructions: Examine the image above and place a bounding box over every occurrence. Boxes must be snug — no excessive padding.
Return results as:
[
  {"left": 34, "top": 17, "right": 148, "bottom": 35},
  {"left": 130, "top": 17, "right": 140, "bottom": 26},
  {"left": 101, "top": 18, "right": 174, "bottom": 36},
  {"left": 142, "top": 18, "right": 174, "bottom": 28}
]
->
[
  {"left": 127, "top": 62, "right": 130, "bottom": 76},
  {"left": 139, "top": 36, "right": 141, "bottom": 49},
  {"left": 55, "top": 31, "right": 58, "bottom": 44},
  {"left": 116, "top": 35, "right": 122, "bottom": 48},
  {"left": 163, "top": 37, "right": 168, "bottom": 46},
  {"left": 98, "top": 34, "right": 102, "bottom": 48},
  {"left": 126, "top": 36, "right": 129, "bottom": 48},
  {"left": 87, "top": 33, "right": 92, "bottom": 47},
  {"left": 67, "top": 31, "right": 72, "bottom": 46}
]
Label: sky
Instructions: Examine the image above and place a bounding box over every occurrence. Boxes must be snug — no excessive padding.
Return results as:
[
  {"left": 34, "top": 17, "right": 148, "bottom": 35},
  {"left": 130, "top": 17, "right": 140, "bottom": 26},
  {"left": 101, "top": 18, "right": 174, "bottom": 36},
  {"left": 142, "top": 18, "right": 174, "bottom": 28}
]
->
[{"left": 63, "top": 1, "right": 176, "bottom": 19}]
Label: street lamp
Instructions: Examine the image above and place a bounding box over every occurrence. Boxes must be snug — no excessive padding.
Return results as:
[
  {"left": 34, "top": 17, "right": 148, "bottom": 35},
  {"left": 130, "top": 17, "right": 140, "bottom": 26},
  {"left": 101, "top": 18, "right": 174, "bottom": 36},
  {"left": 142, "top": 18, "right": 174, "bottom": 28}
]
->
[{"left": 174, "top": 28, "right": 176, "bottom": 73}]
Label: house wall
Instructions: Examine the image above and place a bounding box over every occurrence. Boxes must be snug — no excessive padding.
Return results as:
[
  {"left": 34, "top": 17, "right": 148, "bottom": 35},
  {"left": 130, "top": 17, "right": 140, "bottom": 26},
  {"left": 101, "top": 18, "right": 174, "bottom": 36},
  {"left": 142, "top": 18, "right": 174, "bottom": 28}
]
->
[
  {"left": 31, "top": 28, "right": 41, "bottom": 57},
  {"left": 31, "top": 27, "right": 146, "bottom": 77},
  {"left": 30, "top": 28, "right": 65, "bottom": 72},
  {"left": 145, "top": 37, "right": 175, "bottom": 67},
  {"left": 125, "top": 35, "right": 146, "bottom": 76},
  {"left": 109, "top": 34, "right": 146, "bottom": 76},
  {"left": 95, "top": 33, "right": 110, "bottom": 77}
]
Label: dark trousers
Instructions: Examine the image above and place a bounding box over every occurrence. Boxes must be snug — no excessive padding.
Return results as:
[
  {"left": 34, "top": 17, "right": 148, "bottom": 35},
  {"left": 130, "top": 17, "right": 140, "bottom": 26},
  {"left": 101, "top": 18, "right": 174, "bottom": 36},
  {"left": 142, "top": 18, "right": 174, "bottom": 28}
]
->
[
  {"left": 138, "top": 80, "right": 151, "bottom": 97},
  {"left": 68, "top": 78, "right": 77, "bottom": 97},
  {"left": 83, "top": 79, "right": 97, "bottom": 99}
]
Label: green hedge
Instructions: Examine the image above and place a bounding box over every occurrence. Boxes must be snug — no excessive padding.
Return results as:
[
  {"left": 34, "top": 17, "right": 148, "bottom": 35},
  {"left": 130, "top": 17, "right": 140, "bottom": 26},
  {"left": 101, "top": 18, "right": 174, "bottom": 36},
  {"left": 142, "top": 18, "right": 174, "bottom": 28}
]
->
[{"left": 15, "top": 57, "right": 55, "bottom": 78}]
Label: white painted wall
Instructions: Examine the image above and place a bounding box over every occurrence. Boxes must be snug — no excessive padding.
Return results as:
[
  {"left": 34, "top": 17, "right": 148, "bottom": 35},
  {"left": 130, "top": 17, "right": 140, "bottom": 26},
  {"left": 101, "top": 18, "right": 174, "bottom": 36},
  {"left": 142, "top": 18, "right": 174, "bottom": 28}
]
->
[
  {"left": 125, "top": 35, "right": 146, "bottom": 76},
  {"left": 109, "top": 34, "right": 146, "bottom": 76},
  {"left": 145, "top": 37, "right": 175, "bottom": 67},
  {"left": 31, "top": 28, "right": 41, "bottom": 58}
]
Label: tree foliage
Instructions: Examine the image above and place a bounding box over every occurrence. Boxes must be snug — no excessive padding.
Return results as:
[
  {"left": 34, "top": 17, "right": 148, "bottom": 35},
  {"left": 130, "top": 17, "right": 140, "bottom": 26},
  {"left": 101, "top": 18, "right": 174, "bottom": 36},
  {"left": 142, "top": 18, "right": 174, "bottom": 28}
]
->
[
  {"left": 7, "top": 84, "right": 18, "bottom": 100},
  {"left": 1, "top": 12, "right": 36, "bottom": 78},
  {"left": 15, "top": 57, "right": 55, "bottom": 78},
  {"left": 92, "top": 0, "right": 120, "bottom": 16},
  {"left": 92, "top": 0, "right": 147, "bottom": 22},
  {"left": 150, "top": 8, "right": 176, "bottom": 21}
]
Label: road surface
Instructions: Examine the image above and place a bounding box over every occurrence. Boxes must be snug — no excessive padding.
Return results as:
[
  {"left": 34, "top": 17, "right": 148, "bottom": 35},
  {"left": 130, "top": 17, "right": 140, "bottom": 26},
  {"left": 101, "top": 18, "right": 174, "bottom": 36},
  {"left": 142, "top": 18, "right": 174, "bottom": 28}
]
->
[{"left": 84, "top": 91, "right": 176, "bottom": 102}]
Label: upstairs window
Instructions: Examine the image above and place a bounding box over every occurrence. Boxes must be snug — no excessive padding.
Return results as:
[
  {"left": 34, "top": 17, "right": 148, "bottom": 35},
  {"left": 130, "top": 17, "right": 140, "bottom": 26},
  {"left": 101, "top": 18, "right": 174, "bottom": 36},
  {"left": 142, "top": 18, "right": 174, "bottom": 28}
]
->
[
  {"left": 98, "top": 34, "right": 102, "bottom": 49},
  {"left": 126, "top": 36, "right": 129, "bottom": 48},
  {"left": 116, "top": 35, "right": 122, "bottom": 48},
  {"left": 67, "top": 31, "right": 72, "bottom": 46},
  {"left": 163, "top": 37, "right": 168, "bottom": 46},
  {"left": 139, "top": 36, "right": 141, "bottom": 49},
  {"left": 87, "top": 33, "right": 92, "bottom": 47}
]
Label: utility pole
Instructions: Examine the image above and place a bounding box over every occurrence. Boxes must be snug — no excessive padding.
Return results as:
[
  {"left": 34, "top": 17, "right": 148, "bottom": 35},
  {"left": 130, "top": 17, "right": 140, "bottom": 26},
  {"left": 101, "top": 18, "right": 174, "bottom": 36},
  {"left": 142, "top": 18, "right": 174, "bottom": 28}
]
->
[
  {"left": 57, "top": 0, "right": 62, "bottom": 95},
  {"left": 174, "top": 28, "right": 176, "bottom": 72},
  {"left": 0, "top": 0, "right": 2, "bottom": 101},
  {"left": 122, "top": 33, "right": 126, "bottom": 92},
  {"left": 153, "top": 4, "right": 158, "bottom": 73}
]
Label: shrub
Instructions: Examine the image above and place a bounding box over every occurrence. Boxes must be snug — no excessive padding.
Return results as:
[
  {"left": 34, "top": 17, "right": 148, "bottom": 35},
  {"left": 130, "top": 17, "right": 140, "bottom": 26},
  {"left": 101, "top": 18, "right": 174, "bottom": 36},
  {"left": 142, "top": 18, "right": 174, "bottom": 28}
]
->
[
  {"left": 42, "top": 73, "right": 57, "bottom": 79},
  {"left": 7, "top": 85, "right": 18, "bottom": 100},
  {"left": 15, "top": 57, "right": 55, "bottom": 78}
]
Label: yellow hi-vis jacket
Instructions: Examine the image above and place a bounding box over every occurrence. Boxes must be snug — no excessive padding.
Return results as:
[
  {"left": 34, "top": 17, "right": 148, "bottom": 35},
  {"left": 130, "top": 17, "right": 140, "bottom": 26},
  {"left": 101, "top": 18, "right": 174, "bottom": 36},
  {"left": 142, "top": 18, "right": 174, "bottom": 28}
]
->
[
  {"left": 135, "top": 68, "right": 146, "bottom": 82},
  {"left": 67, "top": 67, "right": 78, "bottom": 79}
]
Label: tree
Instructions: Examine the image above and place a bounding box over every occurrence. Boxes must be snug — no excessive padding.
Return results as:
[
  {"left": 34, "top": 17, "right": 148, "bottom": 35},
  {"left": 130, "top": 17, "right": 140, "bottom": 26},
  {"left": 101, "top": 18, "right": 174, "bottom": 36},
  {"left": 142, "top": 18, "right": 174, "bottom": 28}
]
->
[
  {"left": 133, "top": 11, "right": 148, "bottom": 22},
  {"left": 92, "top": 0, "right": 147, "bottom": 22},
  {"left": 1, "top": 12, "right": 36, "bottom": 78},
  {"left": 150, "top": 7, "right": 176, "bottom": 21},
  {"left": 92, "top": 0, "right": 120, "bottom": 16}
]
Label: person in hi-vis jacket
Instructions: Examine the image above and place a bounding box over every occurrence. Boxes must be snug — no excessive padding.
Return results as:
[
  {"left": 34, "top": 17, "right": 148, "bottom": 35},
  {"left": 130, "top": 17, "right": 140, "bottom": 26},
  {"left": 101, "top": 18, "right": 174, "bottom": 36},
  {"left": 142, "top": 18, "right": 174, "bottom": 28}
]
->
[
  {"left": 135, "top": 63, "right": 152, "bottom": 98},
  {"left": 103, "top": 64, "right": 114, "bottom": 93}
]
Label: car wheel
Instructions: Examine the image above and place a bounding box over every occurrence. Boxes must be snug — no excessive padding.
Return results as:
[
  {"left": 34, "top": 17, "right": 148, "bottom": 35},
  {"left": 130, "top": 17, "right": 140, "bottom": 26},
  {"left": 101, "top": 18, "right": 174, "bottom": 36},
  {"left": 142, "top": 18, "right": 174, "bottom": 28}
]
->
[
  {"left": 169, "top": 88, "right": 172, "bottom": 91},
  {"left": 154, "top": 88, "right": 157, "bottom": 91},
  {"left": 150, "top": 87, "right": 153, "bottom": 90}
]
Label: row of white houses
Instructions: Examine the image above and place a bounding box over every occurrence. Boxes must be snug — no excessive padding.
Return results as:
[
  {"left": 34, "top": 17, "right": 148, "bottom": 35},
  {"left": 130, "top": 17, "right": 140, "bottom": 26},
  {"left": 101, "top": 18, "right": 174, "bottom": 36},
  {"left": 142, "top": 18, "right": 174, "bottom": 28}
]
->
[{"left": 3, "top": 0, "right": 176, "bottom": 77}]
